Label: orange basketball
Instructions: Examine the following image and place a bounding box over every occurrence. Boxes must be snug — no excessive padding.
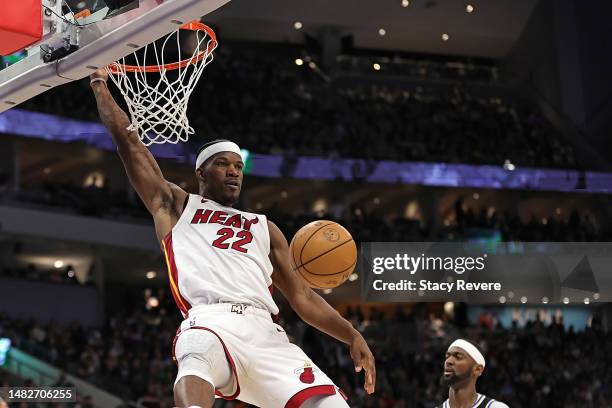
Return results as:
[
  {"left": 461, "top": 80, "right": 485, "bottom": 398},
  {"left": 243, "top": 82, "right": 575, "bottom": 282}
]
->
[{"left": 289, "top": 220, "right": 357, "bottom": 289}]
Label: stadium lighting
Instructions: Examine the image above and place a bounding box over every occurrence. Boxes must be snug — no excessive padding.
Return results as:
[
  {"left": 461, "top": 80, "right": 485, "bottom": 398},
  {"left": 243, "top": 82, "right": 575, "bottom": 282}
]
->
[
  {"left": 67, "top": 269, "right": 75, "bottom": 278},
  {"left": 146, "top": 271, "right": 156, "bottom": 280},
  {"left": 563, "top": 297, "right": 570, "bottom": 304},
  {"left": 401, "top": 0, "right": 410, "bottom": 7},
  {"left": 294, "top": 21, "right": 303, "bottom": 30},
  {"left": 520, "top": 296, "right": 527, "bottom": 304},
  {"left": 593, "top": 293, "right": 600, "bottom": 300},
  {"left": 499, "top": 296, "right": 506, "bottom": 304},
  {"left": 373, "top": 63, "right": 381, "bottom": 71},
  {"left": 54, "top": 260, "right": 64, "bottom": 268},
  {"left": 441, "top": 33, "right": 450, "bottom": 41},
  {"left": 147, "top": 297, "right": 160, "bottom": 308},
  {"left": 295, "top": 58, "right": 304, "bottom": 66},
  {"left": 503, "top": 159, "right": 515, "bottom": 171},
  {"left": 584, "top": 298, "right": 590, "bottom": 305},
  {"left": 313, "top": 199, "right": 327, "bottom": 213},
  {"left": 378, "top": 28, "right": 387, "bottom": 36},
  {"left": 542, "top": 297, "right": 549, "bottom": 304},
  {"left": 466, "top": 4, "right": 474, "bottom": 13},
  {"left": 308, "top": 61, "right": 317, "bottom": 69},
  {"left": 348, "top": 273, "right": 359, "bottom": 282}
]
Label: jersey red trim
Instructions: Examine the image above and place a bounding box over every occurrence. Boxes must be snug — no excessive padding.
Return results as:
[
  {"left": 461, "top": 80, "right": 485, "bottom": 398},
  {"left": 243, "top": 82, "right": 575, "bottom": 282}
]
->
[
  {"left": 172, "top": 326, "right": 241, "bottom": 400},
  {"left": 268, "top": 284, "right": 280, "bottom": 322},
  {"left": 162, "top": 232, "right": 192, "bottom": 316},
  {"left": 284, "top": 385, "right": 337, "bottom": 408}
]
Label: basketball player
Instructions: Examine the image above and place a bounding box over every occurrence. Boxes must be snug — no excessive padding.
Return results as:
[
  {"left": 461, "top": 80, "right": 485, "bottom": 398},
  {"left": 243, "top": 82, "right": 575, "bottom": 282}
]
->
[
  {"left": 437, "top": 339, "right": 509, "bottom": 408},
  {"left": 90, "top": 69, "right": 375, "bottom": 408}
]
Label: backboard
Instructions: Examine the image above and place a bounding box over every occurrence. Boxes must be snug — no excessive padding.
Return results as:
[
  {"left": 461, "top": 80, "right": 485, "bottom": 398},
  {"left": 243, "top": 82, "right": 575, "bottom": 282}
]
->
[{"left": 0, "top": 0, "right": 230, "bottom": 114}]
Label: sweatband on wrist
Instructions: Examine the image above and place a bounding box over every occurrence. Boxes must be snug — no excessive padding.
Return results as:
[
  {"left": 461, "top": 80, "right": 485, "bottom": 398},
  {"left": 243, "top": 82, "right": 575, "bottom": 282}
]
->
[{"left": 90, "top": 77, "right": 107, "bottom": 86}]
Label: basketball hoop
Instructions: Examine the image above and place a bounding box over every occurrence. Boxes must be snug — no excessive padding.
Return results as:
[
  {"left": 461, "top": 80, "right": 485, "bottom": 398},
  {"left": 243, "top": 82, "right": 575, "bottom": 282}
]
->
[{"left": 106, "top": 22, "right": 217, "bottom": 145}]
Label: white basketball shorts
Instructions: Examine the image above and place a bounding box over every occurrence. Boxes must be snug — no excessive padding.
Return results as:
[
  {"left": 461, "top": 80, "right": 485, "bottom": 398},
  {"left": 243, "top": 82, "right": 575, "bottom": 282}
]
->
[{"left": 172, "top": 303, "right": 347, "bottom": 408}]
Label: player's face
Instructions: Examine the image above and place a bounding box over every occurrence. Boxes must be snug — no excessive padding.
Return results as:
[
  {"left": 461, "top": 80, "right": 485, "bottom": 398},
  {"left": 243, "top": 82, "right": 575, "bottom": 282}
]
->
[
  {"left": 197, "top": 152, "right": 244, "bottom": 206},
  {"left": 442, "top": 347, "right": 477, "bottom": 386}
]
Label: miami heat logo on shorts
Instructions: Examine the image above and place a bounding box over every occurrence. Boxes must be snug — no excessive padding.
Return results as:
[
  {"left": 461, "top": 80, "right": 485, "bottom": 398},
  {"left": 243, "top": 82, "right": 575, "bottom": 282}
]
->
[
  {"left": 323, "top": 228, "right": 340, "bottom": 242},
  {"left": 294, "top": 361, "right": 319, "bottom": 384}
]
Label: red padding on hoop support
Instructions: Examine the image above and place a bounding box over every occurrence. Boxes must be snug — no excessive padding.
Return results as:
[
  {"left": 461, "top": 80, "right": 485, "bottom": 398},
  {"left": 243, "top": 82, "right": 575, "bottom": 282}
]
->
[{"left": 0, "top": 0, "right": 42, "bottom": 56}]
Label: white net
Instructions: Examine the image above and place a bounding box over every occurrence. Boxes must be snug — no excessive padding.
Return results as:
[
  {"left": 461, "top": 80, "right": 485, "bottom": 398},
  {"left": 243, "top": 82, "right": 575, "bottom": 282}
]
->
[{"left": 106, "top": 23, "right": 217, "bottom": 145}]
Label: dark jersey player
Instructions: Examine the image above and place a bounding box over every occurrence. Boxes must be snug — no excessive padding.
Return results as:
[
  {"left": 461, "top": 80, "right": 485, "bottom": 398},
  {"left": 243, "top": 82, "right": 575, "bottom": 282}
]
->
[{"left": 437, "top": 339, "right": 509, "bottom": 408}]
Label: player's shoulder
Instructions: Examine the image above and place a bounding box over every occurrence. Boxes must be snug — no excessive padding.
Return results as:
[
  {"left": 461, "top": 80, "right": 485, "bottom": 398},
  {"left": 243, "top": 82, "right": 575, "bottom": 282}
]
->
[
  {"left": 242, "top": 207, "right": 266, "bottom": 218},
  {"left": 488, "top": 400, "right": 509, "bottom": 408},
  {"left": 199, "top": 195, "right": 264, "bottom": 217}
]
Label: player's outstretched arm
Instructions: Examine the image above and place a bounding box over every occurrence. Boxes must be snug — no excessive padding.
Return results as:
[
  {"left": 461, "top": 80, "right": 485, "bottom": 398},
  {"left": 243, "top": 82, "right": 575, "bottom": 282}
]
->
[
  {"left": 90, "top": 69, "right": 187, "bottom": 240},
  {"left": 269, "top": 221, "right": 376, "bottom": 394}
]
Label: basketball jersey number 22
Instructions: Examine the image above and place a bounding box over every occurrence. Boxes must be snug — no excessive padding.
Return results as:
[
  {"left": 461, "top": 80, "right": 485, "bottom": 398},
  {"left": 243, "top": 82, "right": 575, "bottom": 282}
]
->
[{"left": 163, "top": 195, "right": 278, "bottom": 317}]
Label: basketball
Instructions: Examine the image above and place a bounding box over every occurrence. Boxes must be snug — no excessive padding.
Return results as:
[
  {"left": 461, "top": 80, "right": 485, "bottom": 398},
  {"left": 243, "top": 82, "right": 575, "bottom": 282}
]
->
[{"left": 289, "top": 220, "right": 357, "bottom": 289}]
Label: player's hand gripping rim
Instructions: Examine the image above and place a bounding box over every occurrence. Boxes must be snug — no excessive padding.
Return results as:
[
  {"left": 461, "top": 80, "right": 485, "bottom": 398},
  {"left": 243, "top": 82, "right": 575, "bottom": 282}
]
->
[
  {"left": 90, "top": 68, "right": 109, "bottom": 86},
  {"left": 349, "top": 333, "right": 376, "bottom": 394}
]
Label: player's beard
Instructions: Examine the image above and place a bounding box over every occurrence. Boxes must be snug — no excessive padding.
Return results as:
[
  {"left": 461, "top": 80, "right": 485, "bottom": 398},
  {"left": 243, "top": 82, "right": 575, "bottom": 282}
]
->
[
  {"left": 441, "top": 370, "right": 471, "bottom": 387},
  {"left": 206, "top": 183, "right": 240, "bottom": 207}
]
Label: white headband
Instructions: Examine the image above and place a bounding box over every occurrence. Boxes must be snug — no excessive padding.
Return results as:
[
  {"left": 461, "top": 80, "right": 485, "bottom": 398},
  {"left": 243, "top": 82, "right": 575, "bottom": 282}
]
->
[
  {"left": 195, "top": 141, "right": 243, "bottom": 169},
  {"left": 448, "top": 339, "right": 486, "bottom": 368}
]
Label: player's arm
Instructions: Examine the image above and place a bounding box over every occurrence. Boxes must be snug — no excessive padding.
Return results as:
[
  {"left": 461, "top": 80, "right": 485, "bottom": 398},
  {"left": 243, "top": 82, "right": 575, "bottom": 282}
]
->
[
  {"left": 90, "top": 69, "right": 187, "bottom": 239},
  {"left": 269, "top": 221, "right": 376, "bottom": 394}
]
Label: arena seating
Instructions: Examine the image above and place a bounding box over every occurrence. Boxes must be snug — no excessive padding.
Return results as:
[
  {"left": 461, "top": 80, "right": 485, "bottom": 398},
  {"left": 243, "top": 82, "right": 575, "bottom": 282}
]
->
[
  {"left": 15, "top": 45, "right": 580, "bottom": 169},
  {"left": 0, "top": 185, "right": 607, "bottom": 245},
  {"left": 1, "top": 298, "right": 609, "bottom": 407}
]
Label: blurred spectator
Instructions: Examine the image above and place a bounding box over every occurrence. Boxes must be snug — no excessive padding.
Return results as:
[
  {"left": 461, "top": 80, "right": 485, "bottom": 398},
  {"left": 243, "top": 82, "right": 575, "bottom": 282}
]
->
[
  {"left": 16, "top": 45, "right": 580, "bottom": 169},
  {"left": 1, "top": 301, "right": 609, "bottom": 407}
]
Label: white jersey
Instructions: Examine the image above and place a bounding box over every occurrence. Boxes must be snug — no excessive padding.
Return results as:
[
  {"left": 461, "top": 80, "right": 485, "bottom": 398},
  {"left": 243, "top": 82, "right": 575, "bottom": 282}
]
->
[{"left": 161, "top": 194, "right": 279, "bottom": 316}]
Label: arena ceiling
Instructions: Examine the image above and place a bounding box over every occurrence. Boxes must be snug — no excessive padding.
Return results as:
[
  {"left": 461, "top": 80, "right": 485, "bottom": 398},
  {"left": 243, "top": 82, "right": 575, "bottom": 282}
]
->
[{"left": 207, "top": 0, "right": 540, "bottom": 59}]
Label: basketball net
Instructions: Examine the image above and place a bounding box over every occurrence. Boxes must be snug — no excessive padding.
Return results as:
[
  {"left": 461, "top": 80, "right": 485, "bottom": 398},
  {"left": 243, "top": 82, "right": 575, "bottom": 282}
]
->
[{"left": 106, "top": 22, "right": 217, "bottom": 146}]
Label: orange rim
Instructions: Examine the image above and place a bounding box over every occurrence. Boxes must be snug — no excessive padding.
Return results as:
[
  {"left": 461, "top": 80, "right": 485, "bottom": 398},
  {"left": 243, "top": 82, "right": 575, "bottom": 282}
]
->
[{"left": 108, "top": 21, "right": 217, "bottom": 74}]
